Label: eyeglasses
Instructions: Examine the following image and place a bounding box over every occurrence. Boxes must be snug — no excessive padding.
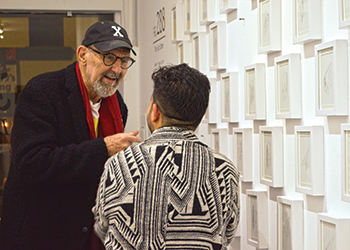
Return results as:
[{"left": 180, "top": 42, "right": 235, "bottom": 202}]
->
[{"left": 88, "top": 47, "right": 135, "bottom": 69}]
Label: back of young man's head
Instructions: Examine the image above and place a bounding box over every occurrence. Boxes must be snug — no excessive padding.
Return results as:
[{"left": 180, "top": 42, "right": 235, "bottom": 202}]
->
[{"left": 151, "top": 63, "right": 211, "bottom": 130}]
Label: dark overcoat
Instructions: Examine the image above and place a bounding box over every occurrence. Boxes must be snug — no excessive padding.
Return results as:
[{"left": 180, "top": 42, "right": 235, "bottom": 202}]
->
[{"left": 0, "top": 62, "right": 128, "bottom": 250}]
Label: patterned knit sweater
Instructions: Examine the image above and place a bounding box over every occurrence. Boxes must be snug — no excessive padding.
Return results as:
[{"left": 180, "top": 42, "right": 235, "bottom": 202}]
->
[{"left": 93, "top": 127, "right": 240, "bottom": 250}]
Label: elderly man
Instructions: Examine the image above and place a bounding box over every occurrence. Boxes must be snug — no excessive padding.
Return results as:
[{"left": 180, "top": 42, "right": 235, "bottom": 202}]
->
[
  {"left": 93, "top": 63, "right": 240, "bottom": 249},
  {"left": 0, "top": 21, "right": 141, "bottom": 250}
]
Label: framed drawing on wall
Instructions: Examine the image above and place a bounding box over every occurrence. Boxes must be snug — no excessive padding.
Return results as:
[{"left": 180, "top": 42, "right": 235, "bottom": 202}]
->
[
  {"left": 275, "top": 54, "right": 302, "bottom": 119},
  {"left": 220, "top": 71, "right": 239, "bottom": 123},
  {"left": 177, "top": 40, "right": 191, "bottom": 65},
  {"left": 244, "top": 63, "right": 266, "bottom": 120},
  {"left": 191, "top": 33, "right": 200, "bottom": 70},
  {"left": 232, "top": 127, "right": 253, "bottom": 182},
  {"left": 184, "top": 0, "right": 204, "bottom": 34},
  {"left": 208, "top": 77, "right": 218, "bottom": 124},
  {"left": 200, "top": 0, "right": 216, "bottom": 26},
  {"left": 295, "top": 126, "right": 324, "bottom": 196},
  {"left": 259, "top": 126, "right": 284, "bottom": 188},
  {"left": 171, "top": 1, "right": 187, "bottom": 43},
  {"left": 339, "top": 0, "right": 350, "bottom": 28},
  {"left": 277, "top": 196, "right": 304, "bottom": 250},
  {"left": 341, "top": 124, "right": 350, "bottom": 203},
  {"left": 211, "top": 128, "right": 228, "bottom": 155},
  {"left": 220, "top": 0, "right": 238, "bottom": 14},
  {"left": 315, "top": 40, "right": 348, "bottom": 116},
  {"left": 258, "top": 0, "right": 281, "bottom": 53},
  {"left": 246, "top": 190, "right": 269, "bottom": 249},
  {"left": 191, "top": 32, "right": 209, "bottom": 74},
  {"left": 317, "top": 213, "right": 350, "bottom": 250},
  {"left": 209, "top": 21, "right": 226, "bottom": 71},
  {"left": 293, "top": 0, "right": 321, "bottom": 44}
]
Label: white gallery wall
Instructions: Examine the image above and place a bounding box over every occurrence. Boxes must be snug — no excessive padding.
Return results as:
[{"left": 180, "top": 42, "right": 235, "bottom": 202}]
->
[{"left": 138, "top": 0, "right": 350, "bottom": 249}]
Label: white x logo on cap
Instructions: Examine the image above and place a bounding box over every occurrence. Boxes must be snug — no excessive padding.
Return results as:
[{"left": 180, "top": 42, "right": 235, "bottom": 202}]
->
[{"left": 111, "top": 26, "right": 124, "bottom": 37}]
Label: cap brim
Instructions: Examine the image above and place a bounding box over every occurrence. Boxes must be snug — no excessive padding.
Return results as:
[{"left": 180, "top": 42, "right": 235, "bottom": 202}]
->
[{"left": 94, "top": 40, "right": 136, "bottom": 56}]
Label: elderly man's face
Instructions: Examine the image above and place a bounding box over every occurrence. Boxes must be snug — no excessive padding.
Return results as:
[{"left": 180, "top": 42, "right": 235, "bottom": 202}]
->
[{"left": 85, "top": 47, "right": 131, "bottom": 98}]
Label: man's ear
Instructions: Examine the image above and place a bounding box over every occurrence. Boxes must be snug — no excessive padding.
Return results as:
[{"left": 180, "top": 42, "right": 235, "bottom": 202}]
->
[
  {"left": 77, "top": 46, "right": 88, "bottom": 65},
  {"left": 151, "top": 103, "right": 161, "bottom": 123}
]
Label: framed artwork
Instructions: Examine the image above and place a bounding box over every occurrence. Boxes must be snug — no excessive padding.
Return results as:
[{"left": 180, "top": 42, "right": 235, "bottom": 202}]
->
[
  {"left": 171, "top": 1, "right": 187, "bottom": 43},
  {"left": 191, "top": 32, "right": 209, "bottom": 74},
  {"left": 259, "top": 126, "right": 284, "bottom": 188},
  {"left": 139, "top": 114, "right": 151, "bottom": 141},
  {"left": 196, "top": 123, "right": 211, "bottom": 147},
  {"left": 274, "top": 54, "right": 302, "bottom": 119},
  {"left": 220, "top": 0, "right": 238, "bottom": 14},
  {"left": 295, "top": 126, "right": 324, "bottom": 196},
  {"left": 246, "top": 190, "right": 269, "bottom": 249},
  {"left": 200, "top": 0, "right": 216, "bottom": 26},
  {"left": 258, "top": 0, "right": 281, "bottom": 54},
  {"left": 209, "top": 21, "right": 226, "bottom": 71},
  {"left": 315, "top": 40, "right": 348, "bottom": 116},
  {"left": 191, "top": 33, "right": 200, "bottom": 70},
  {"left": 183, "top": 0, "right": 205, "bottom": 34},
  {"left": 211, "top": 128, "right": 228, "bottom": 155},
  {"left": 208, "top": 77, "right": 218, "bottom": 124},
  {"left": 220, "top": 72, "right": 239, "bottom": 123},
  {"left": 317, "top": 213, "right": 350, "bottom": 250},
  {"left": 244, "top": 63, "right": 266, "bottom": 120},
  {"left": 232, "top": 127, "right": 253, "bottom": 182},
  {"left": 341, "top": 124, "right": 350, "bottom": 203},
  {"left": 177, "top": 40, "right": 191, "bottom": 65},
  {"left": 293, "top": 0, "right": 322, "bottom": 44},
  {"left": 277, "top": 197, "right": 304, "bottom": 250},
  {"left": 339, "top": 0, "right": 350, "bottom": 28}
]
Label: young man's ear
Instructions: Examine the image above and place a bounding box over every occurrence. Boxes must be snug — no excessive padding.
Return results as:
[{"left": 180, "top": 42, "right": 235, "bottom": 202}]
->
[{"left": 151, "top": 103, "right": 161, "bottom": 122}]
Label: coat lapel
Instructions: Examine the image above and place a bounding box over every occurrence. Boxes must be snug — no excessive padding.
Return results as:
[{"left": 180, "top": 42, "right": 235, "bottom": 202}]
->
[{"left": 64, "top": 63, "right": 91, "bottom": 143}]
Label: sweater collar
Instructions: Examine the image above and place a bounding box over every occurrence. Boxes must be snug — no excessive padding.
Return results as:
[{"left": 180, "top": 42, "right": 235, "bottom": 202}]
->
[{"left": 145, "top": 126, "right": 201, "bottom": 142}]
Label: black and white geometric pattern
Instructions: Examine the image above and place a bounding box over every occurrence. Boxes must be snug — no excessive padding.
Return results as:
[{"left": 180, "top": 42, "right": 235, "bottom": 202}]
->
[{"left": 93, "top": 127, "right": 240, "bottom": 250}]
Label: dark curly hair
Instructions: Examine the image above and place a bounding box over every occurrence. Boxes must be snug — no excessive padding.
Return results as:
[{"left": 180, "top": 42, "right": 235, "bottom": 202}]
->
[{"left": 151, "top": 63, "right": 211, "bottom": 130}]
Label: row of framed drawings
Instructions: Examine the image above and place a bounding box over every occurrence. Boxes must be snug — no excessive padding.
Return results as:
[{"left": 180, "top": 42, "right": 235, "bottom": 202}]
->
[
  {"left": 244, "top": 191, "right": 350, "bottom": 249},
  {"left": 210, "top": 125, "right": 350, "bottom": 203},
  {"left": 172, "top": 0, "right": 350, "bottom": 56},
  {"left": 196, "top": 40, "right": 348, "bottom": 123}
]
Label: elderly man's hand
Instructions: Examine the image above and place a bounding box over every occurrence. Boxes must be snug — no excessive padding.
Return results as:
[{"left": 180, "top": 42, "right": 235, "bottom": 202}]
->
[{"left": 104, "top": 130, "right": 142, "bottom": 157}]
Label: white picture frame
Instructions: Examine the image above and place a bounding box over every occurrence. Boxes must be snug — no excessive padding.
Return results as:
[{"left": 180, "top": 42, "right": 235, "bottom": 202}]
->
[
  {"left": 339, "top": 0, "right": 350, "bottom": 28},
  {"left": 171, "top": 1, "right": 188, "bottom": 43},
  {"left": 232, "top": 127, "right": 253, "bottom": 182},
  {"left": 315, "top": 40, "right": 348, "bottom": 116},
  {"left": 209, "top": 21, "right": 226, "bottom": 71},
  {"left": 340, "top": 124, "right": 350, "bottom": 203},
  {"left": 274, "top": 53, "right": 302, "bottom": 119},
  {"left": 177, "top": 40, "right": 192, "bottom": 65},
  {"left": 258, "top": 0, "right": 281, "bottom": 54},
  {"left": 277, "top": 196, "right": 304, "bottom": 250},
  {"left": 317, "top": 213, "right": 350, "bottom": 250},
  {"left": 293, "top": 0, "right": 322, "bottom": 44},
  {"left": 211, "top": 128, "right": 228, "bottom": 156},
  {"left": 259, "top": 126, "right": 284, "bottom": 188},
  {"left": 220, "top": 72, "right": 239, "bottom": 123},
  {"left": 191, "top": 32, "right": 209, "bottom": 74},
  {"left": 295, "top": 126, "right": 324, "bottom": 196},
  {"left": 183, "top": 0, "right": 205, "bottom": 34},
  {"left": 200, "top": 0, "right": 216, "bottom": 26},
  {"left": 220, "top": 0, "right": 238, "bottom": 14},
  {"left": 244, "top": 63, "right": 266, "bottom": 120},
  {"left": 246, "top": 189, "right": 269, "bottom": 249},
  {"left": 191, "top": 33, "right": 200, "bottom": 70},
  {"left": 208, "top": 77, "right": 218, "bottom": 124}
]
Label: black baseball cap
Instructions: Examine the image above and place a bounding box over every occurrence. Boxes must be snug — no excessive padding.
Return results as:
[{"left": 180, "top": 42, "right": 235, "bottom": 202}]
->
[{"left": 82, "top": 21, "right": 136, "bottom": 55}]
